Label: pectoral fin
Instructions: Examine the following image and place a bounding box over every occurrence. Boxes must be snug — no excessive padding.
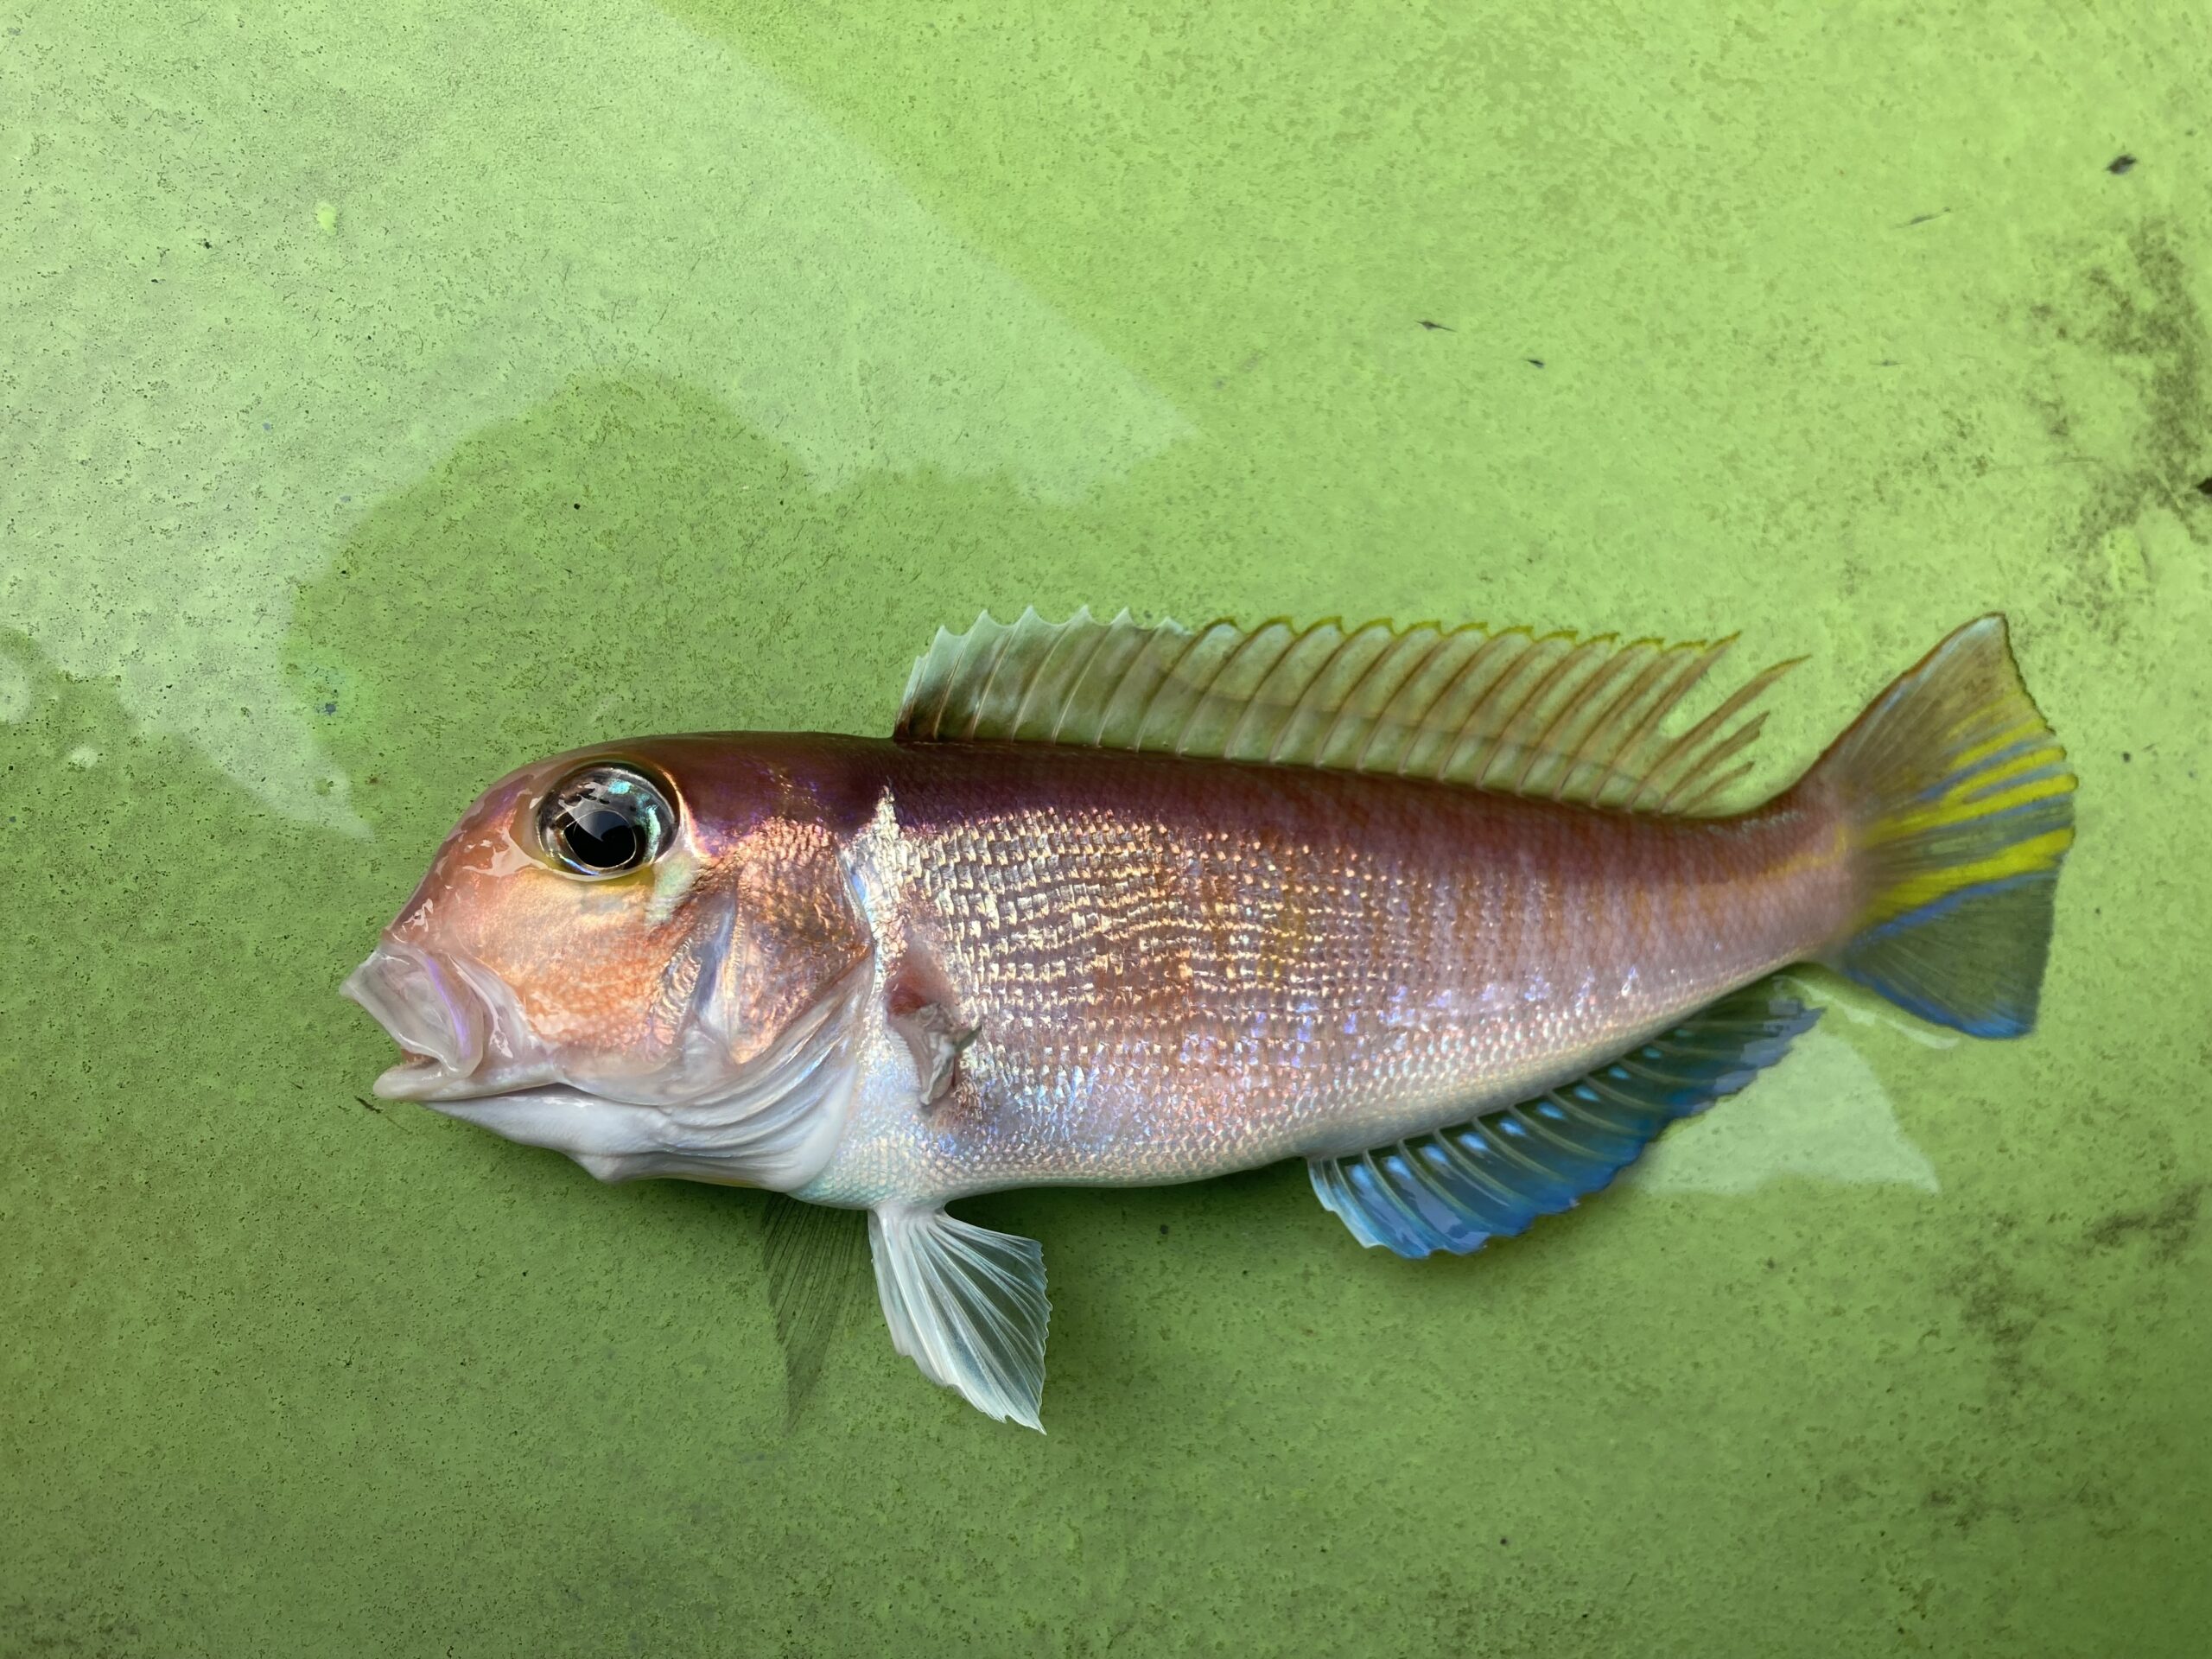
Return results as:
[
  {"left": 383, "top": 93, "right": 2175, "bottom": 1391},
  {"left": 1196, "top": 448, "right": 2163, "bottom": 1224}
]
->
[
  {"left": 887, "top": 952, "right": 979, "bottom": 1106},
  {"left": 891, "top": 1001, "right": 980, "bottom": 1106},
  {"left": 868, "top": 1205, "right": 1051, "bottom": 1431}
]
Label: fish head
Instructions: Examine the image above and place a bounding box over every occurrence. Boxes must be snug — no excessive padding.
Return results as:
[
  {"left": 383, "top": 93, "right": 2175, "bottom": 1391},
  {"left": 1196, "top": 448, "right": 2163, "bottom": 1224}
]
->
[{"left": 341, "top": 737, "right": 876, "bottom": 1191}]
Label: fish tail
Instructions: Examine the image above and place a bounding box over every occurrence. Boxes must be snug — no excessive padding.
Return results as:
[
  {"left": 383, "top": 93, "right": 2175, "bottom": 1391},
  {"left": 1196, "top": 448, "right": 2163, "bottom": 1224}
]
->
[{"left": 1809, "top": 615, "right": 2076, "bottom": 1037}]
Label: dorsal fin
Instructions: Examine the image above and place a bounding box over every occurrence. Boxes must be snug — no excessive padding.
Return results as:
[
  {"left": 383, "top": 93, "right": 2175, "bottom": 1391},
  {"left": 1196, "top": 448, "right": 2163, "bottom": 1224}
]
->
[{"left": 895, "top": 608, "right": 1802, "bottom": 814}]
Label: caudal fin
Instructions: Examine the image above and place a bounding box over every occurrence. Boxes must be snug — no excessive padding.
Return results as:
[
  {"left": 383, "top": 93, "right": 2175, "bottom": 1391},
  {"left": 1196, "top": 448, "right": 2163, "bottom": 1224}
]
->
[{"left": 1813, "top": 615, "right": 2075, "bottom": 1037}]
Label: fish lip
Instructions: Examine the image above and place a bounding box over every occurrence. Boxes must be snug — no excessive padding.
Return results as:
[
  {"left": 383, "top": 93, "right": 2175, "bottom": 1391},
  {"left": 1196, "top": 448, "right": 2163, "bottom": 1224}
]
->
[
  {"left": 340, "top": 938, "right": 492, "bottom": 1096},
  {"left": 408, "top": 964, "right": 871, "bottom": 1191}
]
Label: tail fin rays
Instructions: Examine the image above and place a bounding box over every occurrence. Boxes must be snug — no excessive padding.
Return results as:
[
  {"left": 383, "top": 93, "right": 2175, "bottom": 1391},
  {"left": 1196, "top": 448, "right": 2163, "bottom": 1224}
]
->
[{"left": 1815, "top": 616, "right": 2075, "bottom": 1037}]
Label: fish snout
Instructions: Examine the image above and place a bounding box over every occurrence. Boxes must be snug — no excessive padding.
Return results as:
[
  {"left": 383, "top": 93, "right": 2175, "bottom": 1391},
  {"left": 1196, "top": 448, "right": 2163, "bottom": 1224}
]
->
[{"left": 341, "top": 939, "right": 493, "bottom": 1098}]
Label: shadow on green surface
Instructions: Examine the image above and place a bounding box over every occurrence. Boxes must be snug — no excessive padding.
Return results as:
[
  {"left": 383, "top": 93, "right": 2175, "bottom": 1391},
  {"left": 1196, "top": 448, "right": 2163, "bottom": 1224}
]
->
[{"left": 284, "top": 371, "right": 1155, "bottom": 852}]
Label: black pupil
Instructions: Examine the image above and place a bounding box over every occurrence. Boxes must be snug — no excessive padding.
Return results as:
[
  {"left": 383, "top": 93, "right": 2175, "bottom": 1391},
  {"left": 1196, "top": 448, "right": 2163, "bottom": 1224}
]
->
[{"left": 557, "top": 801, "right": 642, "bottom": 870}]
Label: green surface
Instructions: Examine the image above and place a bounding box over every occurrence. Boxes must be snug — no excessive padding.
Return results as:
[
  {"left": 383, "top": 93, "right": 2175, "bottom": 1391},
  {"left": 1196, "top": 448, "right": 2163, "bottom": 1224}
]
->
[{"left": 4, "top": 2, "right": 2209, "bottom": 1653}]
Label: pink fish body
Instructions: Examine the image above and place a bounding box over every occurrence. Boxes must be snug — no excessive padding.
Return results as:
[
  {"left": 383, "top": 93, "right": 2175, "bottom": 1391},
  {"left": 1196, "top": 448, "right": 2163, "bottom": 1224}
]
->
[{"left": 345, "top": 611, "right": 2074, "bottom": 1427}]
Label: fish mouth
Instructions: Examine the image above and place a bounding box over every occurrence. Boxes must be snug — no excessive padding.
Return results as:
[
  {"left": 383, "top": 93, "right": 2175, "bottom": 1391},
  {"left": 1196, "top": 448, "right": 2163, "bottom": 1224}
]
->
[
  {"left": 418, "top": 968, "right": 873, "bottom": 1191},
  {"left": 339, "top": 947, "right": 872, "bottom": 1193},
  {"left": 340, "top": 939, "right": 507, "bottom": 1100}
]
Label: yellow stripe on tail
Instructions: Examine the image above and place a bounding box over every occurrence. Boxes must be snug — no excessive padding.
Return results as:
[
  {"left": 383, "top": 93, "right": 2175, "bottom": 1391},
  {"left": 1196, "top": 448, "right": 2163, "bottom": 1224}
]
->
[{"left": 1811, "top": 615, "right": 2076, "bottom": 1037}]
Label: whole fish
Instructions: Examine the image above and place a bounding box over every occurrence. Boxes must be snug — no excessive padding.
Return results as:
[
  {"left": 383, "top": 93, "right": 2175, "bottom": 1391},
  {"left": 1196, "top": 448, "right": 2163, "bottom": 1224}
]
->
[{"left": 343, "top": 609, "right": 2074, "bottom": 1428}]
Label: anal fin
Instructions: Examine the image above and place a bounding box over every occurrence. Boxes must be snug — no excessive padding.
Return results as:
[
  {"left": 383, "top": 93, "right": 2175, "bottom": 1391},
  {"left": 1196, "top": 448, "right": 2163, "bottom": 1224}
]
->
[
  {"left": 1311, "top": 976, "right": 1820, "bottom": 1259},
  {"left": 868, "top": 1205, "right": 1051, "bottom": 1430}
]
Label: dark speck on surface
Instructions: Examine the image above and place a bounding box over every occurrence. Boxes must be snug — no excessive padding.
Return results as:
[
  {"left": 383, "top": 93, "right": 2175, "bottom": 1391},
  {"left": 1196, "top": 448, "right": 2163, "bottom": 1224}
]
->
[
  {"left": 2122, "top": 752, "right": 2132, "bottom": 762},
  {"left": 1158, "top": 1224, "right": 1169, "bottom": 1236},
  {"left": 2087, "top": 1182, "right": 2205, "bottom": 1263},
  {"left": 1525, "top": 358, "right": 1545, "bottom": 368},
  {"left": 321, "top": 702, "right": 336, "bottom": 715},
  {"left": 1418, "top": 319, "right": 1452, "bottom": 332},
  {"left": 340, "top": 494, "right": 353, "bottom": 504},
  {"left": 2194, "top": 476, "right": 2212, "bottom": 497},
  {"left": 2107, "top": 153, "right": 2137, "bottom": 175}
]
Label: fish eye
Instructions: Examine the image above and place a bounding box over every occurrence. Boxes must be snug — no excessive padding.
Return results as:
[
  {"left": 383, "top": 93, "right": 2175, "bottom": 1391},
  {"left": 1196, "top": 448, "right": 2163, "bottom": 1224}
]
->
[{"left": 536, "top": 765, "right": 677, "bottom": 878}]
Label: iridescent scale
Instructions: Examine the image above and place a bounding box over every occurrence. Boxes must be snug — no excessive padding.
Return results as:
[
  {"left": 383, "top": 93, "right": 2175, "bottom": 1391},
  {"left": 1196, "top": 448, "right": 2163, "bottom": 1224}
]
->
[{"left": 800, "top": 743, "right": 1852, "bottom": 1205}]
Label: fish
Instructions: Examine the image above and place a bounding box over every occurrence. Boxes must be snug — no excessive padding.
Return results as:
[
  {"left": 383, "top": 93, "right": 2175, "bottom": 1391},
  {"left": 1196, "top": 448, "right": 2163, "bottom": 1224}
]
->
[{"left": 341, "top": 608, "right": 2075, "bottom": 1429}]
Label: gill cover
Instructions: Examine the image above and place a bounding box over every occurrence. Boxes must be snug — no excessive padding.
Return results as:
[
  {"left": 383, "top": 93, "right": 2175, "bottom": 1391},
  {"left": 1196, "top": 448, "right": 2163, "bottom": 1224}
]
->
[
  {"left": 432, "top": 960, "right": 873, "bottom": 1190},
  {"left": 492, "top": 814, "right": 877, "bottom": 1187}
]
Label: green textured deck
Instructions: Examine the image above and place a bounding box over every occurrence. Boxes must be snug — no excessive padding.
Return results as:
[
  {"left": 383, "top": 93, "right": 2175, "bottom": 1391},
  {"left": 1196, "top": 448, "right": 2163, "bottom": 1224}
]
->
[{"left": 3, "top": 3, "right": 2207, "bottom": 1653}]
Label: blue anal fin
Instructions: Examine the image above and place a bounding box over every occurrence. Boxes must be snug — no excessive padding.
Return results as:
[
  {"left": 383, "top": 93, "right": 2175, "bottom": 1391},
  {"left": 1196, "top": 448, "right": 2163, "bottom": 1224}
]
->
[{"left": 1310, "top": 976, "right": 1821, "bottom": 1259}]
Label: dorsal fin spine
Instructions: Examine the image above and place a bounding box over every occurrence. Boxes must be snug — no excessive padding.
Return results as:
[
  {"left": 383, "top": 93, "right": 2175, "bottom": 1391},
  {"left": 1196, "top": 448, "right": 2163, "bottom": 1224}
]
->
[
  {"left": 1433, "top": 629, "right": 1544, "bottom": 783},
  {"left": 1267, "top": 620, "right": 1366, "bottom": 766},
  {"left": 1218, "top": 621, "right": 1306, "bottom": 760},
  {"left": 1113, "top": 621, "right": 1197, "bottom": 749},
  {"left": 961, "top": 620, "right": 1025, "bottom": 741},
  {"left": 1656, "top": 711, "right": 1771, "bottom": 814},
  {"left": 1491, "top": 633, "right": 1614, "bottom": 791},
  {"left": 1122, "top": 620, "right": 1179, "bottom": 749},
  {"left": 1675, "top": 759, "right": 1757, "bottom": 816},
  {"left": 1509, "top": 635, "right": 1630, "bottom": 795},
  {"left": 951, "top": 623, "right": 1003, "bottom": 736},
  {"left": 1552, "top": 642, "right": 1671, "bottom": 803},
  {"left": 1005, "top": 605, "right": 1081, "bottom": 736},
  {"left": 1231, "top": 620, "right": 1315, "bottom": 756},
  {"left": 1339, "top": 625, "right": 1450, "bottom": 772},
  {"left": 918, "top": 627, "right": 961, "bottom": 737},
  {"left": 1053, "top": 609, "right": 1138, "bottom": 744},
  {"left": 1478, "top": 633, "right": 1583, "bottom": 790},
  {"left": 939, "top": 623, "right": 995, "bottom": 736},
  {"left": 1627, "top": 654, "right": 1801, "bottom": 811},
  {"left": 1590, "top": 639, "right": 1728, "bottom": 806},
  {"left": 1163, "top": 622, "right": 1246, "bottom": 753},
  {"left": 1394, "top": 632, "right": 1509, "bottom": 777}
]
